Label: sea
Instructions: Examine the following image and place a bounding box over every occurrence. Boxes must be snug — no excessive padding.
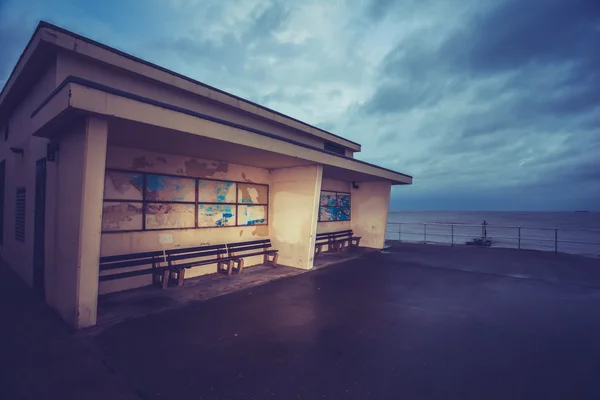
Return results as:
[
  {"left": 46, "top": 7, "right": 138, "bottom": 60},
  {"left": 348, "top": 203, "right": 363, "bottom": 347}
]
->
[{"left": 386, "top": 211, "right": 600, "bottom": 258}]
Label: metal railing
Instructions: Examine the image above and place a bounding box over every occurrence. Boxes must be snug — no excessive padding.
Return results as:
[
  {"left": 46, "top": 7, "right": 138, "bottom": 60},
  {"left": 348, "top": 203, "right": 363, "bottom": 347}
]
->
[{"left": 385, "top": 222, "right": 600, "bottom": 257}]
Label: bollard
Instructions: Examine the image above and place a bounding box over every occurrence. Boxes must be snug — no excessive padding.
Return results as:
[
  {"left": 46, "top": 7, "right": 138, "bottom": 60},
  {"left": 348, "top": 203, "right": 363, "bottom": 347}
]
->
[
  {"left": 398, "top": 223, "right": 401, "bottom": 241},
  {"left": 555, "top": 229, "right": 558, "bottom": 253},
  {"left": 518, "top": 227, "right": 521, "bottom": 249},
  {"left": 451, "top": 224, "right": 454, "bottom": 246},
  {"left": 424, "top": 224, "right": 427, "bottom": 244}
]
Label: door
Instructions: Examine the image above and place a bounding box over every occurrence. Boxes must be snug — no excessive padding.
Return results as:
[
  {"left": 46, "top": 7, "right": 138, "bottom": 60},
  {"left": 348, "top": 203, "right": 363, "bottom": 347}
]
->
[{"left": 33, "top": 158, "right": 46, "bottom": 297}]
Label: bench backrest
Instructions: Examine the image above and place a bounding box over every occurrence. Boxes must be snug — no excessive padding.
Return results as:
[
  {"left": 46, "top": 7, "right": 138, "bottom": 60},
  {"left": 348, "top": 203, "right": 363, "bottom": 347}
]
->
[
  {"left": 165, "top": 244, "right": 228, "bottom": 264},
  {"left": 316, "top": 230, "right": 353, "bottom": 240},
  {"left": 99, "top": 250, "right": 166, "bottom": 271},
  {"left": 227, "top": 239, "right": 272, "bottom": 255}
]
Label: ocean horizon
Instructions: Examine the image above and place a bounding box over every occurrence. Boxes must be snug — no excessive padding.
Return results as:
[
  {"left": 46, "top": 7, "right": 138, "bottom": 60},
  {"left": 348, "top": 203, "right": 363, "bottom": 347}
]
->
[{"left": 386, "top": 210, "right": 600, "bottom": 258}]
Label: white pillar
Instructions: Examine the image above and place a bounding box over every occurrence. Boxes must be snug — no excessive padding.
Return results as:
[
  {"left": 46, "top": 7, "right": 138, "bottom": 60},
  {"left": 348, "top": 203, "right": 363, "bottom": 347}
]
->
[
  {"left": 269, "top": 165, "right": 322, "bottom": 269},
  {"left": 53, "top": 117, "right": 107, "bottom": 328},
  {"left": 351, "top": 181, "right": 391, "bottom": 249}
]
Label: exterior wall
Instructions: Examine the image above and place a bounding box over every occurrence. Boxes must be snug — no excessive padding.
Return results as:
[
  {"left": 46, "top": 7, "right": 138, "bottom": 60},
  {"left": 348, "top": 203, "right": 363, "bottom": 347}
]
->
[
  {"left": 99, "top": 145, "right": 271, "bottom": 294},
  {"left": 351, "top": 181, "right": 391, "bottom": 249},
  {"left": 269, "top": 165, "right": 322, "bottom": 269},
  {"left": 56, "top": 52, "right": 334, "bottom": 151},
  {"left": 0, "top": 62, "right": 57, "bottom": 287},
  {"left": 317, "top": 178, "right": 351, "bottom": 234},
  {"left": 52, "top": 118, "right": 107, "bottom": 328}
]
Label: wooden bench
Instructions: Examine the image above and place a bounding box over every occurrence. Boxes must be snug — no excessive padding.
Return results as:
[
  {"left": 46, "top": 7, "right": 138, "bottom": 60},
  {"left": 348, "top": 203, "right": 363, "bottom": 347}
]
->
[
  {"left": 99, "top": 250, "right": 170, "bottom": 288},
  {"left": 165, "top": 244, "right": 230, "bottom": 287},
  {"left": 99, "top": 240, "right": 279, "bottom": 289},
  {"left": 226, "top": 239, "right": 278, "bottom": 275},
  {"left": 315, "top": 230, "right": 361, "bottom": 254}
]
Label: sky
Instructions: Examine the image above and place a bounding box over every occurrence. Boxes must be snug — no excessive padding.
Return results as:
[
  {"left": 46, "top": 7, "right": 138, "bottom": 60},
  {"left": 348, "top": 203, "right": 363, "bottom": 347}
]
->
[{"left": 0, "top": 0, "right": 598, "bottom": 211}]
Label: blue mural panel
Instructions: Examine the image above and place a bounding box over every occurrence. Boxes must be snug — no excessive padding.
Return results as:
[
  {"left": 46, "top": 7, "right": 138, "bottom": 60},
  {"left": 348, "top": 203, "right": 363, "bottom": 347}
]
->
[
  {"left": 198, "top": 180, "right": 236, "bottom": 203},
  {"left": 198, "top": 204, "right": 236, "bottom": 227},
  {"left": 238, "top": 205, "right": 267, "bottom": 226},
  {"left": 319, "top": 191, "right": 351, "bottom": 221},
  {"left": 145, "top": 174, "right": 195, "bottom": 202},
  {"left": 337, "top": 193, "right": 351, "bottom": 207}
]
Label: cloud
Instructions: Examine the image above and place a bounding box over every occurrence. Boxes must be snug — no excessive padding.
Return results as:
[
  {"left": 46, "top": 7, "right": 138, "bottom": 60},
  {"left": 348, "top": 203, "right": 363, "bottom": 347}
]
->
[{"left": 0, "top": 0, "right": 598, "bottom": 210}]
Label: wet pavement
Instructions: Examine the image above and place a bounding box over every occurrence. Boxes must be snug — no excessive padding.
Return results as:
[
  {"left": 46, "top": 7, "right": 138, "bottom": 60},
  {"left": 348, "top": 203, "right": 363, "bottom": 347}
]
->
[
  {"left": 96, "top": 247, "right": 374, "bottom": 329},
  {"left": 0, "top": 262, "right": 139, "bottom": 400},
  {"left": 3, "top": 244, "right": 600, "bottom": 399},
  {"left": 89, "top": 245, "right": 600, "bottom": 400}
]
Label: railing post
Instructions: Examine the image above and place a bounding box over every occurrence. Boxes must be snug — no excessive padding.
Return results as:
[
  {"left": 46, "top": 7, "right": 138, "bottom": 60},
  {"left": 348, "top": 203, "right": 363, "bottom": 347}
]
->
[
  {"left": 555, "top": 229, "right": 558, "bottom": 253},
  {"left": 424, "top": 224, "right": 427, "bottom": 244},
  {"left": 451, "top": 224, "right": 454, "bottom": 246},
  {"left": 518, "top": 227, "right": 521, "bottom": 249},
  {"left": 398, "top": 223, "right": 401, "bottom": 241}
]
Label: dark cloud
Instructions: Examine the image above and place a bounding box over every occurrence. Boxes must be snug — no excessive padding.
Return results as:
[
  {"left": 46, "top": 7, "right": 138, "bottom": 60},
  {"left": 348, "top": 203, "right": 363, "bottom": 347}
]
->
[
  {"left": 441, "top": 0, "right": 600, "bottom": 75},
  {"left": 0, "top": 0, "right": 597, "bottom": 211},
  {"left": 0, "top": 10, "right": 35, "bottom": 87}
]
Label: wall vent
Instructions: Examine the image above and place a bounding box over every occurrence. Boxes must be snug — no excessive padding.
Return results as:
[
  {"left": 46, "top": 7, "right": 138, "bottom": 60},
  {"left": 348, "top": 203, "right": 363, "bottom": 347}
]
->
[
  {"left": 324, "top": 141, "right": 345, "bottom": 156},
  {"left": 15, "top": 188, "right": 26, "bottom": 242}
]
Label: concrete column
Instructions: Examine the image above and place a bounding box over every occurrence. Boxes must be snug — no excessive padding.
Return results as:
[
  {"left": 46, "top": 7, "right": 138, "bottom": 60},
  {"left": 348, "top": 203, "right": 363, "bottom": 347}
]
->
[
  {"left": 351, "top": 181, "right": 391, "bottom": 249},
  {"left": 269, "top": 165, "right": 322, "bottom": 269},
  {"left": 52, "top": 117, "right": 107, "bottom": 329}
]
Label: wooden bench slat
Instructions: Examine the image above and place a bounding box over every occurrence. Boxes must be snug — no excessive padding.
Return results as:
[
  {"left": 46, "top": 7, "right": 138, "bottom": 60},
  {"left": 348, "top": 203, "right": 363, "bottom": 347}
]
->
[
  {"left": 166, "top": 248, "right": 227, "bottom": 263},
  {"left": 227, "top": 243, "right": 274, "bottom": 253},
  {"left": 100, "top": 257, "right": 163, "bottom": 271},
  {"left": 228, "top": 239, "right": 271, "bottom": 248},
  {"left": 99, "top": 266, "right": 168, "bottom": 282},
  {"left": 100, "top": 250, "right": 164, "bottom": 263},
  {"left": 166, "top": 243, "right": 227, "bottom": 255}
]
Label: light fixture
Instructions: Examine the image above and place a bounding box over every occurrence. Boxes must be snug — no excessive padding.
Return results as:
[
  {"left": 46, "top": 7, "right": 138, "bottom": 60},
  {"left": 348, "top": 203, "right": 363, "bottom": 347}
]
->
[{"left": 352, "top": 181, "right": 359, "bottom": 189}]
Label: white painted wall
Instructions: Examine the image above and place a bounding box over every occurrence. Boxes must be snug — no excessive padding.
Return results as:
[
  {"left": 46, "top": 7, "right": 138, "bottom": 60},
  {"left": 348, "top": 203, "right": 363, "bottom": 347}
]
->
[
  {"left": 351, "top": 181, "right": 391, "bottom": 249},
  {"left": 269, "top": 165, "right": 322, "bottom": 269}
]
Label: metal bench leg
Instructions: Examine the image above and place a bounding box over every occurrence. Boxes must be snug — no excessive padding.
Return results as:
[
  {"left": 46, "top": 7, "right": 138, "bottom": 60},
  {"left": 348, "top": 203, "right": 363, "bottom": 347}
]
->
[{"left": 272, "top": 253, "right": 279, "bottom": 266}]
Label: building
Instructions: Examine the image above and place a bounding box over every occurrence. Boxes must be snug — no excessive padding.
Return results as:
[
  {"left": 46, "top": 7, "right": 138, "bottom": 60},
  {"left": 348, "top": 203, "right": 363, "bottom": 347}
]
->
[{"left": 0, "top": 21, "right": 412, "bottom": 329}]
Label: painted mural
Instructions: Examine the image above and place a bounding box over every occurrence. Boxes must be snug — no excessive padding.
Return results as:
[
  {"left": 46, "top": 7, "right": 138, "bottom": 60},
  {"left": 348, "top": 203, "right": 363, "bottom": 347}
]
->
[
  {"left": 145, "top": 174, "right": 195, "bottom": 202},
  {"left": 198, "top": 204, "right": 236, "bottom": 227},
  {"left": 198, "top": 180, "right": 236, "bottom": 203},
  {"left": 238, "top": 205, "right": 267, "bottom": 225},
  {"left": 146, "top": 203, "right": 195, "bottom": 229},
  {"left": 319, "top": 191, "right": 351, "bottom": 222},
  {"left": 102, "top": 202, "right": 143, "bottom": 231},
  {"left": 238, "top": 183, "right": 268, "bottom": 204},
  {"left": 102, "top": 169, "right": 268, "bottom": 231},
  {"left": 104, "top": 171, "right": 143, "bottom": 200}
]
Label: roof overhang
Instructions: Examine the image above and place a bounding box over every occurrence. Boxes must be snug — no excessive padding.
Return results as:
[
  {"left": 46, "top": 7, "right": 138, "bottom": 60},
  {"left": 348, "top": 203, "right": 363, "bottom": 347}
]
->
[{"left": 31, "top": 76, "right": 412, "bottom": 185}]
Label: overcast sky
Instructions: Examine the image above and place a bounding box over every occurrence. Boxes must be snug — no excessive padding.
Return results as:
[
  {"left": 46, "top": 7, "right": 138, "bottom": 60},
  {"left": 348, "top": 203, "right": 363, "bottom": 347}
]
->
[{"left": 1, "top": 0, "right": 598, "bottom": 211}]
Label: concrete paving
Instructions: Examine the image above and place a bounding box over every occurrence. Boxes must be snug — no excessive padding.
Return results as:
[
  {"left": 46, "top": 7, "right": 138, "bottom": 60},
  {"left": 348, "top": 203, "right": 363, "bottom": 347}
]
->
[
  {"left": 89, "top": 245, "right": 600, "bottom": 400},
  {"left": 96, "top": 247, "right": 374, "bottom": 329},
  {"left": 3, "top": 244, "right": 600, "bottom": 399},
  {"left": 0, "top": 262, "right": 139, "bottom": 400}
]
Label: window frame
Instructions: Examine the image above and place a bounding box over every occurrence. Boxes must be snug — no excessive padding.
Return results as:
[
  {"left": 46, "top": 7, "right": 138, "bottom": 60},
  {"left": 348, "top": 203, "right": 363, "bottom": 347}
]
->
[
  {"left": 318, "top": 190, "right": 351, "bottom": 222},
  {"left": 102, "top": 168, "right": 269, "bottom": 233}
]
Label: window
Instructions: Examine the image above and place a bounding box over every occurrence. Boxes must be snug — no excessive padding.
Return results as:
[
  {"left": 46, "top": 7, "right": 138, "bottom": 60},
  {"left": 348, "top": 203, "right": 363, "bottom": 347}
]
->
[
  {"left": 319, "top": 191, "right": 351, "bottom": 222},
  {"left": 324, "top": 141, "right": 345, "bottom": 156},
  {"left": 102, "top": 169, "right": 268, "bottom": 232},
  {"left": 0, "top": 160, "right": 5, "bottom": 244},
  {"left": 15, "top": 188, "right": 26, "bottom": 242}
]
